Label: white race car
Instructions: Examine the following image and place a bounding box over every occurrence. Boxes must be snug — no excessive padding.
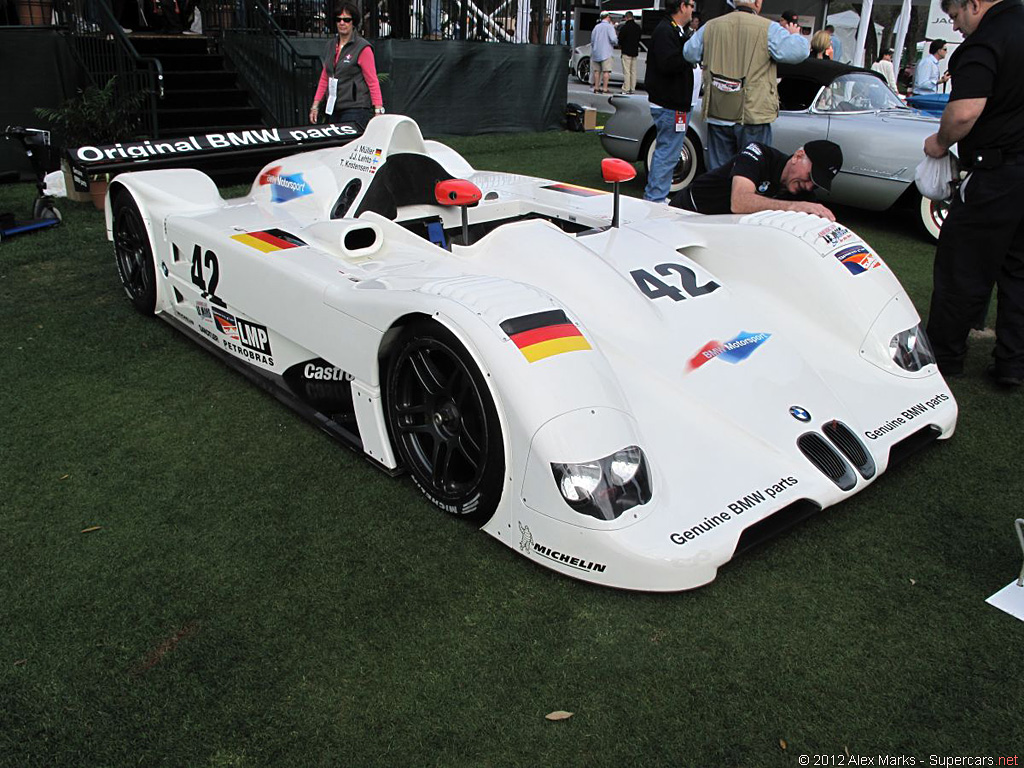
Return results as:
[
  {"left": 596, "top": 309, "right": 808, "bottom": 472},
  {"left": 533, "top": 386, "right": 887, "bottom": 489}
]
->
[{"left": 107, "top": 115, "right": 957, "bottom": 591}]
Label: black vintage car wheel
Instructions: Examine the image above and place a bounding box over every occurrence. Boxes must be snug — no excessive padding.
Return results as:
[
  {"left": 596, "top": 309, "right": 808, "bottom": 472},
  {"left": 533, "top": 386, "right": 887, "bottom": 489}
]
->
[
  {"left": 112, "top": 193, "right": 157, "bottom": 314},
  {"left": 644, "top": 131, "right": 703, "bottom": 195},
  {"left": 577, "top": 57, "right": 591, "bottom": 85},
  {"left": 386, "top": 323, "right": 504, "bottom": 522}
]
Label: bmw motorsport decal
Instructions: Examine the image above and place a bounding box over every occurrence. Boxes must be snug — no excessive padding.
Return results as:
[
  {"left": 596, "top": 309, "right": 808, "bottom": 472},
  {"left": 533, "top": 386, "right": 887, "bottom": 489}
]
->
[
  {"left": 259, "top": 165, "right": 312, "bottom": 203},
  {"left": 687, "top": 331, "right": 771, "bottom": 372},
  {"left": 500, "top": 310, "right": 591, "bottom": 363}
]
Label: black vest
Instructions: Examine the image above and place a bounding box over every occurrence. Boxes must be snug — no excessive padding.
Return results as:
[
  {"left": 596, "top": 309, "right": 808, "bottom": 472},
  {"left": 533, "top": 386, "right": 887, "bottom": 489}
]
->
[{"left": 320, "top": 32, "right": 372, "bottom": 113}]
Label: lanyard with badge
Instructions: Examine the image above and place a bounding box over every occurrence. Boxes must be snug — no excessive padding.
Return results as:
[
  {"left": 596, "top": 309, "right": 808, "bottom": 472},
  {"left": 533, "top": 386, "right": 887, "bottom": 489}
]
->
[
  {"left": 325, "top": 40, "right": 348, "bottom": 116},
  {"left": 671, "top": 20, "right": 688, "bottom": 131}
]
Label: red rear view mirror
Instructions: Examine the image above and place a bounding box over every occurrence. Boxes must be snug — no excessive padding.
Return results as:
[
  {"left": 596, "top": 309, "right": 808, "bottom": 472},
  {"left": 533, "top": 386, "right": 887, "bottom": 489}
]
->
[
  {"left": 601, "top": 158, "right": 637, "bottom": 184},
  {"left": 435, "top": 179, "right": 482, "bottom": 207}
]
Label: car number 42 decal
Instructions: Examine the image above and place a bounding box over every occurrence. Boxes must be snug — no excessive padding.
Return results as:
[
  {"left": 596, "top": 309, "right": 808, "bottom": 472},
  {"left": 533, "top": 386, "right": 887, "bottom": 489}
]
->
[
  {"left": 187, "top": 244, "right": 226, "bottom": 307},
  {"left": 630, "top": 263, "right": 720, "bottom": 302}
]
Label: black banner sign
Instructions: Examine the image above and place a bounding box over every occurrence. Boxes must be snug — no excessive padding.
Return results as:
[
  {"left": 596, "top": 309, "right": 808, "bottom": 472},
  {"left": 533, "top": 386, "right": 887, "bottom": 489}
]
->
[{"left": 66, "top": 122, "right": 362, "bottom": 191}]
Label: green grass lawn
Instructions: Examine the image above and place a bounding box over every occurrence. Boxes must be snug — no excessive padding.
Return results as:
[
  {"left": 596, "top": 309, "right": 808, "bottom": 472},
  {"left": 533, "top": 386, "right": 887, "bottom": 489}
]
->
[{"left": 1, "top": 130, "right": 1022, "bottom": 768}]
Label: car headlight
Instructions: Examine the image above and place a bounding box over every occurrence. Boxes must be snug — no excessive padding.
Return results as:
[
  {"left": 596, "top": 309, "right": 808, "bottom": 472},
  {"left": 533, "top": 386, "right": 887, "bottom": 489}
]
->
[
  {"left": 889, "top": 324, "right": 936, "bottom": 372},
  {"left": 552, "top": 446, "right": 652, "bottom": 521}
]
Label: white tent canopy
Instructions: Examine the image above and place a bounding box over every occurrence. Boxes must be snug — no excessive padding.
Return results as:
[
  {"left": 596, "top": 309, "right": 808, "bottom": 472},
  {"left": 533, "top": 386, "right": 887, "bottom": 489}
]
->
[{"left": 826, "top": 9, "right": 884, "bottom": 65}]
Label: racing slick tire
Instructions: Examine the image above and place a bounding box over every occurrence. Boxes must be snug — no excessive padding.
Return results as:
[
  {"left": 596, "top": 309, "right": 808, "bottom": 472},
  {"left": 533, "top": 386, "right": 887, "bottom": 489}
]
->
[
  {"left": 112, "top": 192, "right": 157, "bottom": 315},
  {"left": 643, "top": 130, "right": 703, "bottom": 195},
  {"left": 385, "top": 322, "right": 505, "bottom": 523},
  {"left": 918, "top": 192, "right": 947, "bottom": 242}
]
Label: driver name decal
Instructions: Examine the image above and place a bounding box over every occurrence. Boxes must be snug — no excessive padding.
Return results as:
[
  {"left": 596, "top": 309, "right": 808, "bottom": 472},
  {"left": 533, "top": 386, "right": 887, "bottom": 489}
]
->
[
  {"left": 687, "top": 331, "right": 771, "bottom": 372},
  {"left": 500, "top": 310, "right": 591, "bottom": 363},
  {"left": 259, "top": 165, "right": 312, "bottom": 203}
]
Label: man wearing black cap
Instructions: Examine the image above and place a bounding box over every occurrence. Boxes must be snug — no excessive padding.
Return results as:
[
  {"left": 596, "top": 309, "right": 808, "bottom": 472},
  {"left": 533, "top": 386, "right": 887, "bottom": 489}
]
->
[{"left": 671, "top": 139, "right": 843, "bottom": 220}]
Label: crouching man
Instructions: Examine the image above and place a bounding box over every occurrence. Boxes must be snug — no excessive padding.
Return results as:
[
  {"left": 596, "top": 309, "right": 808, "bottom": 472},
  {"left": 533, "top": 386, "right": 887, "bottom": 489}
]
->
[{"left": 671, "top": 140, "right": 843, "bottom": 221}]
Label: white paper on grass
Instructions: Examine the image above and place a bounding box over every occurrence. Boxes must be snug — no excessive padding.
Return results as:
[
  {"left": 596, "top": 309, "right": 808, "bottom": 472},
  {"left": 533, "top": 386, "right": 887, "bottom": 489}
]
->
[{"left": 986, "top": 581, "right": 1024, "bottom": 622}]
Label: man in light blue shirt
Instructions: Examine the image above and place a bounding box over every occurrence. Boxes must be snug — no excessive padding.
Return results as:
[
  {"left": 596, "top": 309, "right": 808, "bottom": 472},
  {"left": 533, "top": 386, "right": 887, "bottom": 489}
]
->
[
  {"left": 590, "top": 11, "right": 618, "bottom": 93},
  {"left": 914, "top": 39, "right": 950, "bottom": 93},
  {"left": 684, "top": 0, "right": 809, "bottom": 169}
]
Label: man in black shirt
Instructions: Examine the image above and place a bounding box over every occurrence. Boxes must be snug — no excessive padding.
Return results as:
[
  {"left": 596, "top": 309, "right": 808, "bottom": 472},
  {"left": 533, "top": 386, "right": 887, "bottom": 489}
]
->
[
  {"left": 923, "top": 0, "right": 1024, "bottom": 385},
  {"left": 671, "top": 139, "right": 842, "bottom": 220},
  {"left": 618, "top": 11, "right": 643, "bottom": 94}
]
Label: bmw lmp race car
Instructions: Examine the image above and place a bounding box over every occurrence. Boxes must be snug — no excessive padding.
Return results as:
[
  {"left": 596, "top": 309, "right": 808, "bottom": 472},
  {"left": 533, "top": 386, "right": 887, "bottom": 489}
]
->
[{"left": 105, "top": 115, "right": 957, "bottom": 591}]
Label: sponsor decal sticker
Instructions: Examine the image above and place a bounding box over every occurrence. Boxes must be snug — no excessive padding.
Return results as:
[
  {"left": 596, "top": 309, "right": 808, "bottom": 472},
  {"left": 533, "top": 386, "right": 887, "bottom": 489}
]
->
[
  {"left": 196, "top": 300, "right": 212, "bottom": 322},
  {"left": 817, "top": 223, "right": 854, "bottom": 247},
  {"left": 669, "top": 476, "right": 799, "bottom": 545},
  {"left": 303, "top": 362, "right": 346, "bottom": 381},
  {"left": 540, "top": 182, "right": 604, "bottom": 197},
  {"left": 500, "top": 310, "right": 591, "bottom": 363},
  {"left": 864, "top": 392, "right": 950, "bottom": 440},
  {"left": 687, "top": 331, "right": 771, "bottom": 372},
  {"left": 833, "top": 244, "right": 881, "bottom": 275},
  {"left": 519, "top": 523, "right": 606, "bottom": 572},
  {"left": 211, "top": 308, "right": 274, "bottom": 366},
  {"left": 231, "top": 228, "right": 307, "bottom": 253},
  {"left": 259, "top": 165, "right": 312, "bottom": 203},
  {"left": 212, "top": 307, "right": 239, "bottom": 340}
]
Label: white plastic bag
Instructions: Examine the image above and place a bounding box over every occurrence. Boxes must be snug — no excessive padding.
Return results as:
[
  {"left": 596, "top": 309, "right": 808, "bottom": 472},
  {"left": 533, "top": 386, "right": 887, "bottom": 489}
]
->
[
  {"left": 915, "top": 154, "right": 957, "bottom": 201},
  {"left": 42, "top": 170, "right": 66, "bottom": 198}
]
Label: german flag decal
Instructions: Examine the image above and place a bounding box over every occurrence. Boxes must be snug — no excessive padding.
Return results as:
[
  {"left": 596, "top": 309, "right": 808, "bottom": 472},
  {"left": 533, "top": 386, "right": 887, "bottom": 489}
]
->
[
  {"left": 500, "top": 310, "right": 591, "bottom": 363},
  {"left": 231, "top": 229, "right": 307, "bottom": 253}
]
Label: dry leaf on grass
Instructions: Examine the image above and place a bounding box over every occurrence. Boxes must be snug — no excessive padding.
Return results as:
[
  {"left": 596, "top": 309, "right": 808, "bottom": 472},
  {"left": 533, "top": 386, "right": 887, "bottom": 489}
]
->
[
  {"left": 779, "top": 739, "right": 788, "bottom": 750},
  {"left": 545, "top": 711, "right": 574, "bottom": 721},
  {"left": 80, "top": 526, "right": 102, "bottom": 534},
  {"left": 59, "top": 474, "right": 70, "bottom": 480}
]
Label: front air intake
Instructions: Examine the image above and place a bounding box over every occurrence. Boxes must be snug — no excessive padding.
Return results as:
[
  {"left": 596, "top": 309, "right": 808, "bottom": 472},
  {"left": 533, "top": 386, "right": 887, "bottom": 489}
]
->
[
  {"left": 797, "top": 432, "right": 857, "bottom": 491},
  {"left": 822, "top": 420, "right": 876, "bottom": 480}
]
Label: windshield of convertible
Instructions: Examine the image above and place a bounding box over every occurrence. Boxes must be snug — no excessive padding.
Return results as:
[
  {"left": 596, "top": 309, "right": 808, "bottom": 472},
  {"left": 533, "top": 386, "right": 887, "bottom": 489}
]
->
[{"left": 814, "top": 73, "right": 905, "bottom": 113}]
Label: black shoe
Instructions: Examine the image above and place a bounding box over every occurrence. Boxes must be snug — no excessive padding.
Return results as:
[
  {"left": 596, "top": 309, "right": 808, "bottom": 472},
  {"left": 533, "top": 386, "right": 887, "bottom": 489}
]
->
[{"left": 986, "top": 364, "right": 1024, "bottom": 387}]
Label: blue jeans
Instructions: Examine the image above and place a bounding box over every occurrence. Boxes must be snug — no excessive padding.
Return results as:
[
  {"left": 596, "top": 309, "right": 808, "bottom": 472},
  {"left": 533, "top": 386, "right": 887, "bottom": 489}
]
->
[
  {"left": 643, "top": 107, "right": 688, "bottom": 203},
  {"left": 707, "top": 123, "right": 773, "bottom": 171}
]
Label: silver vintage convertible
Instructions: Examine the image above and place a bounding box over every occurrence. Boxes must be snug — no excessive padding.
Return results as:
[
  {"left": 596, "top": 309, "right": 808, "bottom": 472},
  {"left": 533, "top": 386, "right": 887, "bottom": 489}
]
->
[{"left": 600, "top": 59, "right": 951, "bottom": 240}]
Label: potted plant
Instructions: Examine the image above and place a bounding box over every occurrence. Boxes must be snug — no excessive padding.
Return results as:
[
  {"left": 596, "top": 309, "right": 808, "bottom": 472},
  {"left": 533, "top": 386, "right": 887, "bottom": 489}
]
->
[{"left": 35, "top": 77, "right": 148, "bottom": 209}]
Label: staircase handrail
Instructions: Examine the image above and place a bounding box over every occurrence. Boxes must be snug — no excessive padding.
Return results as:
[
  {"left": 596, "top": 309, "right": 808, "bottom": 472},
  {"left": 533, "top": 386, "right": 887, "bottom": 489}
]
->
[
  {"left": 53, "top": 0, "right": 165, "bottom": 136},
  {"left": 219, "top": 0, "right": 321, "bottom": 127}
]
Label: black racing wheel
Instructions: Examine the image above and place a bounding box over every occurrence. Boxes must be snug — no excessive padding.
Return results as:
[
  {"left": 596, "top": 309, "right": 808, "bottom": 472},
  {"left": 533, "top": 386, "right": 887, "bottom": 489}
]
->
[
  {"left": 386, "top": 322, "right": 505, "bottom": 522},
  {"left": 112, "top": 192, "right": 157, "bottom": 315}
]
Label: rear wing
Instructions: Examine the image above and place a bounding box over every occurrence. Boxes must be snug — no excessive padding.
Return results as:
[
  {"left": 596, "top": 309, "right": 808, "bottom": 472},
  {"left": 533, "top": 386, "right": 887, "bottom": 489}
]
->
[{"left": 66, "top": 122, "right": 361, "bottom": 192}]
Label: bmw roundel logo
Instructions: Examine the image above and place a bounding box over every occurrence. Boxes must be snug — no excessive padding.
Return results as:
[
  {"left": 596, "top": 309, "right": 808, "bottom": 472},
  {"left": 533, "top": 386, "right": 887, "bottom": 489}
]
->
[{"left": 789, "top": 406, "right": 811, "bottom": 422}]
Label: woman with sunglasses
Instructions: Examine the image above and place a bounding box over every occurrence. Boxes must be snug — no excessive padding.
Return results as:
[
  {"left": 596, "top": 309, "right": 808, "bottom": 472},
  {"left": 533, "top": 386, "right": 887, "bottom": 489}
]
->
[{"left": 309, "top": 2, "right": 384, "bottom": 130}]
